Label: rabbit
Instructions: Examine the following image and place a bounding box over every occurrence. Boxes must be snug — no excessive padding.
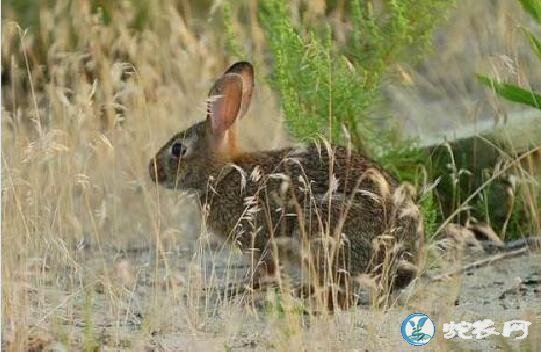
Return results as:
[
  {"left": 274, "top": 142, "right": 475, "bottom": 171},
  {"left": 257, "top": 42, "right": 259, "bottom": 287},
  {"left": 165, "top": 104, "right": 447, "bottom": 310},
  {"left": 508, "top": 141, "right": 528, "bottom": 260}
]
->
[{"left": 149, "top": 62, "right": 423, "bottom": 309}]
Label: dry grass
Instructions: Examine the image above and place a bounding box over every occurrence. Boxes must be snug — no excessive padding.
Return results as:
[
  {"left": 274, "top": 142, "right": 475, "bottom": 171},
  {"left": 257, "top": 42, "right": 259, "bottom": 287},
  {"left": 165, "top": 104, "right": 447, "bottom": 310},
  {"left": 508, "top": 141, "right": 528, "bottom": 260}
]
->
[{"left": 2, "top": 0, "right": 540, "bottom": 351}]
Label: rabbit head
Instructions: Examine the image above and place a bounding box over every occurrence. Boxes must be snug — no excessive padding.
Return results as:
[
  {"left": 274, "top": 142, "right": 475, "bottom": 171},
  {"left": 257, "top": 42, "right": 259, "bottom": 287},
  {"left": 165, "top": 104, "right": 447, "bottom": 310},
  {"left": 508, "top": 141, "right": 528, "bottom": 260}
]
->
[{"left": 149, "top": 62, "right": 254, "bottom": 191}]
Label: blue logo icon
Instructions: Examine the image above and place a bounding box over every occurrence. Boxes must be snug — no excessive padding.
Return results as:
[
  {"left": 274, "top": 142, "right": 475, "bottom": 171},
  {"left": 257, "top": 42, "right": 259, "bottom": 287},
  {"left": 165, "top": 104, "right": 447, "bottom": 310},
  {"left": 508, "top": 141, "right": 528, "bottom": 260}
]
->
[{"left": 401, "top": 313, "right": 435, "bottom": 346}]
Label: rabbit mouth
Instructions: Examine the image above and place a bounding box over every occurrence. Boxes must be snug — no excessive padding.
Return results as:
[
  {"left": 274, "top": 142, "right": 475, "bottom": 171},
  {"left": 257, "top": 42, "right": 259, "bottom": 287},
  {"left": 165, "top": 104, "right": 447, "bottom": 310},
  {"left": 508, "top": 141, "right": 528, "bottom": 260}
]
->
[{"left": 156, "top": 170, "right": 201, "bottom": 195}]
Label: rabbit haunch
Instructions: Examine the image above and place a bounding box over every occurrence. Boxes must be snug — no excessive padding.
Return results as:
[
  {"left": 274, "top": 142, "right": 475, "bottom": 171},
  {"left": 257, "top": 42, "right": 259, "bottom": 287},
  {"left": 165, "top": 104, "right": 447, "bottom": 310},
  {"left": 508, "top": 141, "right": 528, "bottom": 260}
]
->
[{"left": 149, "top": 62, "right": 423, "bottom": 306}]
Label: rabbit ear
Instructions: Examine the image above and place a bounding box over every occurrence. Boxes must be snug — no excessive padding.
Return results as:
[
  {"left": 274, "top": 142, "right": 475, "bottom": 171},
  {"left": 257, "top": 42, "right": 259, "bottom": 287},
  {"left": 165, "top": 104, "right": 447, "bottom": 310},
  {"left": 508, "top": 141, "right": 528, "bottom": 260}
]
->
[
  {"left": 207, "top": 73, "right": 243, "bottom": 136},
  {"left": 224, "top": 62, "right": 254, "bottom": 119}
]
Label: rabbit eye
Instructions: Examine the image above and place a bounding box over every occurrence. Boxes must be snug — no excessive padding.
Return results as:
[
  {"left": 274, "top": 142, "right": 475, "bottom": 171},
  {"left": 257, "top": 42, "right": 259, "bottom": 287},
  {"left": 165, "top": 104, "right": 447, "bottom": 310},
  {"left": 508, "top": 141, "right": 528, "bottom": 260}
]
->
[{"left": 171, "top": 142, "right": 187, "bottom": 157}]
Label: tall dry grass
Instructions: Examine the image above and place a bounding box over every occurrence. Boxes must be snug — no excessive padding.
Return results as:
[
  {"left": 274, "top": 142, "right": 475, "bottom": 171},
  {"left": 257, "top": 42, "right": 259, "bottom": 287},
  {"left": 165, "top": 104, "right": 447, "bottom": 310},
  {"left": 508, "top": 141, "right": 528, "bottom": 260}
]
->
[
  {"left": 2, "top": 0, "right": 540, "bottom": 351},
  {"left": 1, "top": 1, "right": 360, "bottom": 350}
]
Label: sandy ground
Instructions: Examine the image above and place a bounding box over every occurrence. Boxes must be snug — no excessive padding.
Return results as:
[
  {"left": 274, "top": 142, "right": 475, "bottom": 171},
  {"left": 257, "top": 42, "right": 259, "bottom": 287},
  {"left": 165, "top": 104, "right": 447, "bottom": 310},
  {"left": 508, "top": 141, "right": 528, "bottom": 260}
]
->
[{"left": 6, "top": 235, "right": 540, "bottom": 351}]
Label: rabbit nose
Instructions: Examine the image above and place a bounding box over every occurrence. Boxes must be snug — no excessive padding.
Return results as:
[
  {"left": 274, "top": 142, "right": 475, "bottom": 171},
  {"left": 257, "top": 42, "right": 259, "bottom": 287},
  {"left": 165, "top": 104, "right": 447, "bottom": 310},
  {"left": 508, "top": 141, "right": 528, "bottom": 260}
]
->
[{"left": 149, "top": 159, "right": 165, "bottom": 183}]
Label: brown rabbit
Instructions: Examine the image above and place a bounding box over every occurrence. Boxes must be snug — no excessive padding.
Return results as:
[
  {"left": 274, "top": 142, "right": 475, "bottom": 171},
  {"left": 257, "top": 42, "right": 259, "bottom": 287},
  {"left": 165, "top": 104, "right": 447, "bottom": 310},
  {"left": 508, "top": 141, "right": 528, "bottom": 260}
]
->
[{"left": 149, "top": 62, "right": 423, "bottom": 308}]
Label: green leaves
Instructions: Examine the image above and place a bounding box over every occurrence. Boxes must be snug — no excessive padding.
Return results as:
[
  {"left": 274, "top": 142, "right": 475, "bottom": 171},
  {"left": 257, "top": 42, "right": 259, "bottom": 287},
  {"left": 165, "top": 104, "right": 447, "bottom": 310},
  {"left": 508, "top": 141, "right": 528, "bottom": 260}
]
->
[
  {"left": 518, "top": 0, "right": 541, "bottom": 23},
  {"left": 259, "top": 0, "right": 453, "bottom": 157},
  {"left": 259, "top": 0, "right": 374, "bottom": 146},
  {"left": 222, "top": 3, "right": 244, "bottom": 59},
  {"left": 478, "top": 0, "right": 541, "bottom": 111},
  {"left": 520, "top": 0, "right": 541, "bottom": 62},
  {"left": 478, "top": 76, "right": 541, "bottom": 109},
  {"left": 522, "top": 27, "right": 541, "bottom": 60}
]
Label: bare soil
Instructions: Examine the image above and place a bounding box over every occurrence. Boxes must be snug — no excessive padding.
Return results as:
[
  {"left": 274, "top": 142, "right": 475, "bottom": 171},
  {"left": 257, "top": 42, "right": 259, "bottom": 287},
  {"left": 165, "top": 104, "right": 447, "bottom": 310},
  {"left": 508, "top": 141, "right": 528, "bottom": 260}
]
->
[{"left": 5, "top": 239, "right": 540, "bottom": 351}]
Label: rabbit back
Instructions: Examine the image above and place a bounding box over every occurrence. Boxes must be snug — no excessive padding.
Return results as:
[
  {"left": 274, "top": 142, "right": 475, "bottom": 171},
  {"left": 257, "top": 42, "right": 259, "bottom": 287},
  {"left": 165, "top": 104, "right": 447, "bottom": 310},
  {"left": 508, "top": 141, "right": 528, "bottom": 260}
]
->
[{"left": 203, "top": 143, "right": 419, "bottom": 275}]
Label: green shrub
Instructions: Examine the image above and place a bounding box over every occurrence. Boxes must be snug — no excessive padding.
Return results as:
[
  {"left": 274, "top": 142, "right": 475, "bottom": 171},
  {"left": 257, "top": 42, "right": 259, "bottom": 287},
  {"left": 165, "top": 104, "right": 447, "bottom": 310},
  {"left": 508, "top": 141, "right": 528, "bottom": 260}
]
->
[{"left": 258, "top": 0, "right": 453, "bottom": 162}]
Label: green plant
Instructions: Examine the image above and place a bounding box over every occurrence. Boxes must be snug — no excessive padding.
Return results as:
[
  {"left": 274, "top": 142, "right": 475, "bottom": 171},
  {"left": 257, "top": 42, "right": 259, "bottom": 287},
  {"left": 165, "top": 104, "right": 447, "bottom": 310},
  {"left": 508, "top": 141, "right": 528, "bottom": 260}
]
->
[
  {"left": 478, "top": 0, "right": 541, "bottom": 110},
  {"left": 420, "top": 189, "right": 439, "bottom": 238},
  {"left": 258, "top": 0, "right": 453, "bottom": 160},
  {"left": 221, "top": 2, "right": 245, "bottom": 59}
]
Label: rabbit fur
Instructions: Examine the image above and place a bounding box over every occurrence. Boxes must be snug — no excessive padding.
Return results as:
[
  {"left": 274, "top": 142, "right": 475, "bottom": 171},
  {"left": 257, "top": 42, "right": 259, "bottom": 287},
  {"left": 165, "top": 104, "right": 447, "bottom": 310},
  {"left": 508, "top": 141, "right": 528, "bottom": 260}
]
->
[{"left": 149, "top": 62, "right": 423, "bottom": 308}]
